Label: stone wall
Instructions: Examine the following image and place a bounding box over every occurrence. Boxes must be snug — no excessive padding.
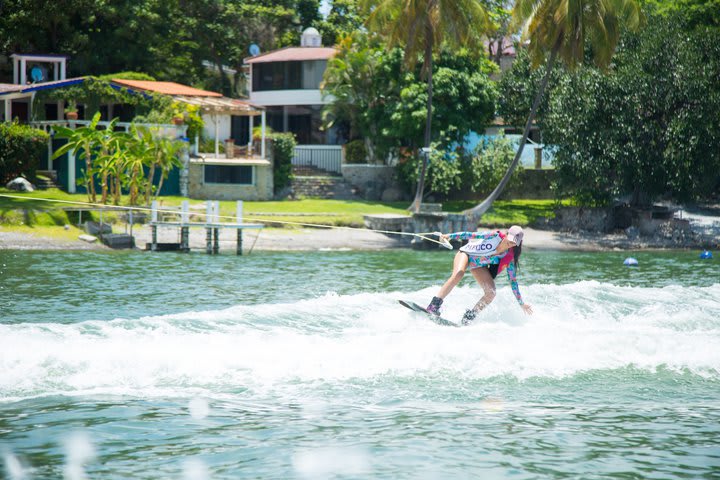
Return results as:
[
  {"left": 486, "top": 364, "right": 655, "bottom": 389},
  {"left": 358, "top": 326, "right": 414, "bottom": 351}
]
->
[
  {"left": 188, "top": 162, "right": 274, "bottom": 200},
  {"left": 341, "top": 164, "right": 405, "bottom": 201}
]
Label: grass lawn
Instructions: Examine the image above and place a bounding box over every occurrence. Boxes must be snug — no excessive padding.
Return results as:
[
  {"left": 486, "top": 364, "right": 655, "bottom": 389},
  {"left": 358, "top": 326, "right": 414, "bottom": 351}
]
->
[{"left": 0, "top": 188, "right": 562, "bottom": 230}]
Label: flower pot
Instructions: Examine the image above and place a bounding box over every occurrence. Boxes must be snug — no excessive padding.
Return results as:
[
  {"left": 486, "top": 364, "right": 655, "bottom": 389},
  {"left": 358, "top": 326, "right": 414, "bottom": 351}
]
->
[
  {"left": 66, "top": 111, "right": 78, "bottom": 120},
  {"left": 172, "top": 117, "right": 184, "bottom": 125}
]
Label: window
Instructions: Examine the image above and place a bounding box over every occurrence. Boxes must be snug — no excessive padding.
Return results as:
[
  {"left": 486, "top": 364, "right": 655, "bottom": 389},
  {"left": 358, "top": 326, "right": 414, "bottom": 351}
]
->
[
  {"left": 204, "top": 165, "right": 253, "bottom": 185},
  {"left": 252, "top": 60, "right": 327, "bottom": 91}
]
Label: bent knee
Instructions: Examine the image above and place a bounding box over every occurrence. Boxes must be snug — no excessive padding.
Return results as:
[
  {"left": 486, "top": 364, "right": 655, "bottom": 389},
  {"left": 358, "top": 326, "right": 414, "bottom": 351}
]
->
[
  {"left": 451, "top": 269, "right": 465, "bottom": 281},
  {"left": 483, "top": 289, "right": 496, "bottom": 302}
]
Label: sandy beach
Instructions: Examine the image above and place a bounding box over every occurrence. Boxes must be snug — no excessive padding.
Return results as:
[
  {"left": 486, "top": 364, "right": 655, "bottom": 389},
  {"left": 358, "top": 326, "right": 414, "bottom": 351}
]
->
[{"left": 0, "top": 224, "right": 698, "bottom": 252}]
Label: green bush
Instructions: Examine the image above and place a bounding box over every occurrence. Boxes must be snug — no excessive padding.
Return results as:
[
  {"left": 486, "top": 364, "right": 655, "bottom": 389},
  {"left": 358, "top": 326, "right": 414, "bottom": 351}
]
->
[
  {"left": 0, "top": 122, "right": 49, "bottom": 184},
  {"left": 464, "top": 135, "right": 520, "bottom": 196},
  {"left": 270, "top": 132, "right": 296, "bottom": 194},
  {"left": 344, "top": 139, "right": 367, "bottom": 164}
]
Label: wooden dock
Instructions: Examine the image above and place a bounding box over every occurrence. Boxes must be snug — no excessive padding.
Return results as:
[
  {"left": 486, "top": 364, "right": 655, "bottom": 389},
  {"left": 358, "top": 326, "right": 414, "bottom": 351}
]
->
[{"left": 148, "top": 200, "right": 264, "bottom": 254}]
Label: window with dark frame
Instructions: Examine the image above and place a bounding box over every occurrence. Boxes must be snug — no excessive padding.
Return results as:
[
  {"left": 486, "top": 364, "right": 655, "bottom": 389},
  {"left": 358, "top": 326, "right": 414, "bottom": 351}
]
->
[{"left": 204, "top": 165, "right": 253, "bottom": 185}]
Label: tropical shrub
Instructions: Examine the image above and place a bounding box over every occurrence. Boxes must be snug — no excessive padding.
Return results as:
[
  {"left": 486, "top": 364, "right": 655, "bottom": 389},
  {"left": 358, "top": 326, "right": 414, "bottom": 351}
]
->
[
  {"left": 396, "top": 144, "right": 462, "bottom": 199},
  {"left": 270, "top": 132, "right": 296, "bottom": 194},
  {"left": 464, "top": 136, "right": 520, "bottom": 197},
  {"left": 397, "top": 136, "right": 521, "bottom": 200},
  {"left": 344, "top": 139, "right": 367, "bottom": 164},
  {"left": 0, "top": 122, "right": 49, "bottom": 183}
]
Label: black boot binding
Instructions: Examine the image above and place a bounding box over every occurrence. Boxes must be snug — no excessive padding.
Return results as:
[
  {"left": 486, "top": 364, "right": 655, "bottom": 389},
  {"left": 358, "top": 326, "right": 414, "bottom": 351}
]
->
[
  {"left": 426, "top": 296, "right": 443, "bottom": 315},
  {"left": 461, "top": 309, "right": 477, "bottom": 326}
]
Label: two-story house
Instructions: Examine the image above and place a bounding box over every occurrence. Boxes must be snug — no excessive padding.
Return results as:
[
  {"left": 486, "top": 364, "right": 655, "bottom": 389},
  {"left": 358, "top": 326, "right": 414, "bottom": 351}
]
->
[{"left": 245, "top": 28, "right": 343, "bottom": 173}]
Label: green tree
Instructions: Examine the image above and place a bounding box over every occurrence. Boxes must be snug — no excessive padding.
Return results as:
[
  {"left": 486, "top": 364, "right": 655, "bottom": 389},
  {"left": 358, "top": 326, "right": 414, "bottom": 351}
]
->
[
  {"left": 315, "top": 0, "right": 365, "bottom": 44},
  {"left": 361, "top": 0, "right": 491, "bottom": 212},
  {"left": 542, "top": 11, "right": 720, "bottom": 205},
  {"left": 52, "top": 112, "right": 104, "bottom": 202},
  {"left": 322, "top": 33, "right": 497, "bottom": 166},
  {"left": 465, "top": 0, "right": 643, "bottom": 222}
]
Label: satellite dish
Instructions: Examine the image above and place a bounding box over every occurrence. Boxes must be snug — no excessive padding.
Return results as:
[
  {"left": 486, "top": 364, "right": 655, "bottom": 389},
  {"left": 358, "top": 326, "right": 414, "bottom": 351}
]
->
[
  {"left": 249, "top": 44, "right": 261, "bottom": 56},
  {"left": 30, "top": 65, "right": 46, "bottom": 83}
]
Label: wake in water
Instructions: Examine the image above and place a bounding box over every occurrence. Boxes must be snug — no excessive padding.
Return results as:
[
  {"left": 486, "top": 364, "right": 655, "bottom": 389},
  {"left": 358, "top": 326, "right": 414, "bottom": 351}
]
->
[{"left": 1, "top": 282, "right": 719, "bottom": 402}]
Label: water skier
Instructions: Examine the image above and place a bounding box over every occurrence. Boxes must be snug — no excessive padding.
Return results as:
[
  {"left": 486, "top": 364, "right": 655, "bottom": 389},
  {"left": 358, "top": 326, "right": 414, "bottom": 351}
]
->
[{"left": 426, "top": 225, "right": 533, "bottom": 324}]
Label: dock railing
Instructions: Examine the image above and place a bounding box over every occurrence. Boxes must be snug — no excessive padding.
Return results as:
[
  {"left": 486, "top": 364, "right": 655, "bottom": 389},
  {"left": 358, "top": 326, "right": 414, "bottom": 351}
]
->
[{"left": 149, "top": 200, "right": 263, "bottom": 255}]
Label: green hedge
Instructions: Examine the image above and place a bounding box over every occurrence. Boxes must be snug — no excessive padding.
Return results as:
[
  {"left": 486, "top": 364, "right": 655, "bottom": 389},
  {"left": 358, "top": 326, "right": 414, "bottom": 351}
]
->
[
  {"left": 0, "top": 122, "right": 50, "bottom": 184},
  {"left": 344, "top": 139, "right": 367, "bottom": 164},
  {"left": 270, "top": 132, "right": 296, "bottom": 194}
]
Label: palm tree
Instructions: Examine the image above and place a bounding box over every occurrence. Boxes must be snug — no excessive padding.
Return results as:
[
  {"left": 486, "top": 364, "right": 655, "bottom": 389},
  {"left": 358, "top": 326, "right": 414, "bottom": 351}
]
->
[
  {"left": 465, "top": 0, "right": 643, "bottom": 222},
  {"left": 362, "top": 0, "right": 491, "bottom": 212},
  {"left": 52, "top": 112, "right": 104, "bottom": 203}
]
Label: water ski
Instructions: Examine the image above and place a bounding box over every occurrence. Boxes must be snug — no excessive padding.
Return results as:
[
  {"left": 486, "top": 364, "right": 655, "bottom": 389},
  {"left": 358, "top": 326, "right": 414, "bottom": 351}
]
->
[{"left": 398, "top": 300, "right": 460, "bottom": 327}]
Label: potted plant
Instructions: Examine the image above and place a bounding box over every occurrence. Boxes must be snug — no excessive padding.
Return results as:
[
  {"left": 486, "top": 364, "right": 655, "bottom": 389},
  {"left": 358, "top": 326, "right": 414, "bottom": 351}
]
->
[
  {"left": 65, "top": 101, "right": 78, "bottom": 120},
  {"left": 172, "top": 113, "right": 184, "bottom": 125}
]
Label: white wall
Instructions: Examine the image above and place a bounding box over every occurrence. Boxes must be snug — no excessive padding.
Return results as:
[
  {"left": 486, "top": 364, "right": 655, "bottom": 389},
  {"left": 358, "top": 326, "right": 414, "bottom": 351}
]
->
[
  {"left": 202, "top": 113, "right": 231, "bottom": 141},
  {"left": 249, "top": 89, "right": 330, "bottom": 106}
]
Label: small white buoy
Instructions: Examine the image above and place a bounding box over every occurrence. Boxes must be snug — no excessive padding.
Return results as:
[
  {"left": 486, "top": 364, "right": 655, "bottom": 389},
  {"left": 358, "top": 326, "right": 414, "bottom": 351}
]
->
[{"left": 623, "top": 257, "right": 639, "bottom": 266}]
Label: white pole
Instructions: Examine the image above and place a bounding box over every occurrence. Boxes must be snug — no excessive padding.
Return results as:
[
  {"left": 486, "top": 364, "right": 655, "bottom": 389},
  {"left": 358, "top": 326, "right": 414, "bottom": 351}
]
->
[
  {"left": 214, "top": 201, "right": 220, "bottom": 223},
  {"left": 20, "top": 58, "right": 26, "bottom": 85},
  {"left": 248, "top": 115, "right": 254, "bottom": 152},
  {"left": 181, "top": 200, "right": 189, "bottom": 224},
  {"left": 47, "top": 136, "right": 52, "bottom": 170},
  {"left": 60, "top": 60, "right": 66, "bottom": 80},
  {"left": 236, "top": 200, "right": 243, "bottom": 224},
  {"left": 13, "top": 57, "right": 18, "bottom": 84},
  {"left": 261, "top": 111, "right": 266, "bottom": 159},
  {"left": 206, "top": 200, "right": 212, "bottom": 224},
  {"left": 68, "top": 149, "right": 76, "bottom": 193},
  {"left": 214, "top": 114, "right": 219, "bottom": 157},
  {"left": 151, "top": 200, "right": 158, "bottom": 223},
  {"left": 4, "top": 99, "right": 11, "bottom": 122}
]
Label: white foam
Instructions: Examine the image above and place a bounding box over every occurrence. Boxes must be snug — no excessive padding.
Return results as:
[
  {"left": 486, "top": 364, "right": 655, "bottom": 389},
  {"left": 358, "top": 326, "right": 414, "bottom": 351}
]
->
[{"left": 1, "top": 283, "right": 718, "bottom": 402}]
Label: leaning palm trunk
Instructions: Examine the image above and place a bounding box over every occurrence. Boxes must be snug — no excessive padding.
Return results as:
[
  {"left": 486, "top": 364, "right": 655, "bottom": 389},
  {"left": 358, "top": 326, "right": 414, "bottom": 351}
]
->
[
  {"left": 145, "top": 160, "right": 157, "bottom": 206},
  {"left": 82, "top": 141, "right": 96, "bottom": 203},
  {"left": 465, "top": 48, "right": 558, "bottom": 223},
  {"left": 155, "top": 171, "right": 166, "bottom": 201},
  {"left": 409, "top": 22, "right": 435, "bottom": 213}
]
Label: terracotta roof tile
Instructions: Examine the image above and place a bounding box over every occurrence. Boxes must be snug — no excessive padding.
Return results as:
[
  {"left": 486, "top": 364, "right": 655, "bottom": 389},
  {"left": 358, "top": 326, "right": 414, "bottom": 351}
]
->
[
  {"left": 112, "top": 79, "right": 222, "bottom": 97},
  {"left": 244, "top": 47, "right": 337, "bottom": 64}
]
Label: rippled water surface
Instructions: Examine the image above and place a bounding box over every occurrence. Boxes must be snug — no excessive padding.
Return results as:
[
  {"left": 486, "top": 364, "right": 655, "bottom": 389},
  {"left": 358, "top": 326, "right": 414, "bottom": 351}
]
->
[{"left": 1, "top": 248, "right": 719, "bottom": 479}]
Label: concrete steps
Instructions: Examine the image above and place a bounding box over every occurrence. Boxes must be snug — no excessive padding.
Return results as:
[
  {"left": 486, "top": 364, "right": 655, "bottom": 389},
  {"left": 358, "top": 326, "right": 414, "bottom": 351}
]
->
[{"left": 291, "top": 175, "right": 359, "bottom": 200}]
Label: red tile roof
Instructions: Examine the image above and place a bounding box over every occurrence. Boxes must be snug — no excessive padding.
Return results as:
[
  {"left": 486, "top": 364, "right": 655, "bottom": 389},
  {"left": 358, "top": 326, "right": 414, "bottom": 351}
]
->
[
  {"left": 112, "top": 79, "right": 222, "bottom": 97},
  {"left": 244, "top": 47, "right": 337, "bottom": 64}
]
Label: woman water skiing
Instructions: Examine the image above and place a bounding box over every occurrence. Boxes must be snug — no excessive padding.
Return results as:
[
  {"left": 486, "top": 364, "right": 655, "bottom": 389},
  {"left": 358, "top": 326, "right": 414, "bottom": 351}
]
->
[{"left": 426, "top": 225, "right": 533, "bottom": 325}]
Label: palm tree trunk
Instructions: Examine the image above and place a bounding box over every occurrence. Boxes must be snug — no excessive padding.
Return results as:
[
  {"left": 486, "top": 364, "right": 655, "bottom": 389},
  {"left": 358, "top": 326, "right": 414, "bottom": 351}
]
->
[
  {"left": 464, "top": 47, "right": 559, "bottom": 223},
  {"left": 145, "top": 161, "right": 157, "bottom": 206},
  {"left": 155, "top": 172, "right": 165, "bottom": 201},
  {"left": 409, "top": 22, "right": 435, "bottom": 213}
]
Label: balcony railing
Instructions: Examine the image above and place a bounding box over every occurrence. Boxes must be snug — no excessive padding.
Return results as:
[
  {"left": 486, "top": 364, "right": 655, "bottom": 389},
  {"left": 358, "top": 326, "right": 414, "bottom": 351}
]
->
[{"left": 292, "top": 145, "right": 342, "bottom": 174}]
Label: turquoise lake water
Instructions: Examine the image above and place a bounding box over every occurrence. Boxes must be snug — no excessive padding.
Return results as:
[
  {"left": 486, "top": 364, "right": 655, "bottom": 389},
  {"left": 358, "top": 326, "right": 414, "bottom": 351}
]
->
[{"left": 1, "top": 248, "right": 719, "bottom": 479}]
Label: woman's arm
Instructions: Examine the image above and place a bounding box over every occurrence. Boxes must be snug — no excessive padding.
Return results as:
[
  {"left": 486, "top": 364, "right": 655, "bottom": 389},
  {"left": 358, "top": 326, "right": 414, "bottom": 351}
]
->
[
  {"left": 445, "top": 231, "right": 498, "bottom": 241},
  {"left": 506, "top": 262, "right": 533, "bottom": 314}
]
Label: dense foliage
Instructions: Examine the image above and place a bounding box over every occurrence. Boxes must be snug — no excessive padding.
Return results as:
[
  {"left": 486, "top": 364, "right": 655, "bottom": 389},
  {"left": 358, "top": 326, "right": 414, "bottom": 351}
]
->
[
  {"left": 322, "top": 33, "right": 498, "bottom": 162},
  {"left": 0, "top": 0, "right": 361, "bottom": 96},
  {"left": 269, "top": 132, "right": 297, "bottom": 194},
  {"left": 0, "top": 122, "right": 49, "bottom": 183},
  {"left": 396, "top": 137, "right": 518, "bottom": 200},
  {"left": 532, "top": 11, "right": 720, "bottom": 205},
  {"left": 52, "top": 113, "right": 184, "bottom": 205}
]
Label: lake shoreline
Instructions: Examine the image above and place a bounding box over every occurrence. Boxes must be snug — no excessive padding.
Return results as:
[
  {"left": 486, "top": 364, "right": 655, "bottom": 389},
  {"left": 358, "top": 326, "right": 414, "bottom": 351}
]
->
[{"left": 0, "top": 225, "right": 714, "bottom": 252}]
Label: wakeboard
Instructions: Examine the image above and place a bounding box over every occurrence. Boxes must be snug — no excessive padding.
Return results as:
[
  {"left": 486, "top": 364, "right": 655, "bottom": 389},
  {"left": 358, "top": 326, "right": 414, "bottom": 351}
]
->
[{"left": 398, "top": 300, "right": 460, "bottom": 327}]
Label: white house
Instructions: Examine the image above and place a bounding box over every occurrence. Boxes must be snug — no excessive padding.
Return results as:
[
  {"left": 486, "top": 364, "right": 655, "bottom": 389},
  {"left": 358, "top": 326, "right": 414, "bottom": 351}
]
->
[{"left": 245, "top": 28, "right": 343, "bottom": 173}]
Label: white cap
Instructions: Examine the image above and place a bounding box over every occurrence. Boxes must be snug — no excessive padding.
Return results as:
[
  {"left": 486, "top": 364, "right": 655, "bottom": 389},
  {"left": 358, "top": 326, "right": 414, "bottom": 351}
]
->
[{"left": 507, "top": 225, "right": 524, "bottom": 245}]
